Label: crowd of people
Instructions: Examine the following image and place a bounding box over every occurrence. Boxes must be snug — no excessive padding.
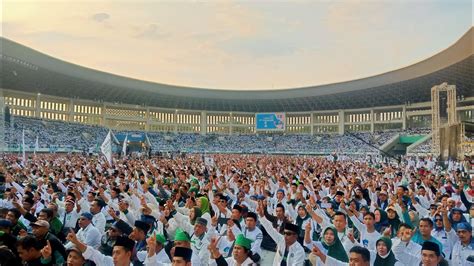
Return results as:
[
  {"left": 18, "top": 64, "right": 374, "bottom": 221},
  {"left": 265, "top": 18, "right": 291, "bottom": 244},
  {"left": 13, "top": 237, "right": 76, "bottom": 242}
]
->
[
  {"left": 5, "top": 116, "right": 107, "bottom": 151},
  {"left": 0, "top": 151, "right": 472, "bottom": 265},
  {"left": 5, "top": 116, "right": 436, "bottom": 155}
]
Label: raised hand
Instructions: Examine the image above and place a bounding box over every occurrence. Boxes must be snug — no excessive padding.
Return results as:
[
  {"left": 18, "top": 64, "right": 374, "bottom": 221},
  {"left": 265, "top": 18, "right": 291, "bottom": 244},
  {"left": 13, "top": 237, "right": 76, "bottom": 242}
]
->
[
  {"left": 108, "top": 208, "right": 118, "bottom": 219},
  {"left": 18, "top": 229, "right": 28, "bottom": 238},
  {"left": 208, "top": 236, "right": 221, "bottom": 259},
  {"left": 311, "top": 244, "right": 327, "bottom": 263},
  {"left": 208, "top": 236, "right": 219, "bottom": 251},
  {"left": 66, "top": 228, "right": 79, "bottom": 244},
  {"left": 256, "top": 201, "right": 264, "bottom": 217},
  {"left": 228, "top": 228, "right": 236, "bottom": 242},
  {"left": 146, "top": 234, "right": 157, "bottom": 253},
  {"left": 383, "top": 225, "right": 392, "bottom": 237},
  {"left": 347, "top": 231, "right": 356, "bottom": 243},
  {"left": 211, "top": 215, "right": 218, "bottom": 227},
  {"left": 40, "top": 240, "right": 52, "bottom": 259},
  {"left": 305, "top": 221, "right": 312, "bottom": 231}
]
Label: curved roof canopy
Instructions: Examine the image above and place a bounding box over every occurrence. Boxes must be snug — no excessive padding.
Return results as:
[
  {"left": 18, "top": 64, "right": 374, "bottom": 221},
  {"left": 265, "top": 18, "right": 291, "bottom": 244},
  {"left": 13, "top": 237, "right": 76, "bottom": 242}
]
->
[{"left": 1, "top": 27, "right": 473, "bottom": 112}]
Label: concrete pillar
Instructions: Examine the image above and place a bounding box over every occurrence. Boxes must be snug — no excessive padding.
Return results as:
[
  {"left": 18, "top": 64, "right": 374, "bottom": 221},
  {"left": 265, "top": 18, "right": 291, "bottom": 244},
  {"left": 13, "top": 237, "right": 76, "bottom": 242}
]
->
[
  {"left": 145, "top": 107, "right": 150, "bottom": 132},
  {"left": 310, "top": 112, "right": 314, "bottom": 135},
  {"left": 402, "top": 105, "right": 407, "bottom": 130},
  {"left": 338, "top": 110, "right": 345, "bottom": 135},
  {"left": 174, "top": 110, "right": 178, "bottom": 134},
  {"left": 229, "top": 113, "right": 233, "bottom": 136},
  {"left": 370, "top": 109, "right": 374, "bottom": 133},
  {"left": 200, "top": 111, "right": 207, "bottom": 135},
  {"left": 69, "top": 99, "right": 74, "bottom": 122},
  {"left": 102, "top": 103, "right": 107, "bottom": 127},
  {"left": 36, "top": 93, "right": 41, "bottom": 118}
]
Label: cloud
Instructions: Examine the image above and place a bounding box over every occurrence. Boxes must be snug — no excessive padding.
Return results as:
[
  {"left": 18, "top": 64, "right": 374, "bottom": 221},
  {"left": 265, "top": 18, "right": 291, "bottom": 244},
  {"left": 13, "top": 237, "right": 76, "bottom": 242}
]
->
[
  {"left": 135, "top": 24, "right": 169, "bottom": 40},
  {"left": 91, "top": 13, "right": 110, "bottom": 23}
]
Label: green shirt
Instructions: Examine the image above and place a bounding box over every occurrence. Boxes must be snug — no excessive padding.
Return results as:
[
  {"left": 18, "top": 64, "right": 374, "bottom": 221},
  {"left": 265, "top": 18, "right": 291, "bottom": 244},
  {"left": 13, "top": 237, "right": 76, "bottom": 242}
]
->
[{"left": 50, "top": 217, "right": 63, "bottom": 236}]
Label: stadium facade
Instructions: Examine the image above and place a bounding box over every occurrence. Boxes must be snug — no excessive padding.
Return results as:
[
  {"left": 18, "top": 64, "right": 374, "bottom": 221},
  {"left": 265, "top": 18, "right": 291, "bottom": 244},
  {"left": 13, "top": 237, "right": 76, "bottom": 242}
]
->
[{"left": 1, "top": 28, "right": 473, "bottom": 135}]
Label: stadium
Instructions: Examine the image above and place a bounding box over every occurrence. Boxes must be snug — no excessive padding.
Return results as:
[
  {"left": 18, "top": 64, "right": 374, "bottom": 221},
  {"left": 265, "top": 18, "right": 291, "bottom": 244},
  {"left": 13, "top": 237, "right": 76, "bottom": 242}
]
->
[
  {"left": 1, "top": 2, "right": 474, "bottom": 266},
  {"left": 1, "top": 27, "right": 473, "bottom": 157}
]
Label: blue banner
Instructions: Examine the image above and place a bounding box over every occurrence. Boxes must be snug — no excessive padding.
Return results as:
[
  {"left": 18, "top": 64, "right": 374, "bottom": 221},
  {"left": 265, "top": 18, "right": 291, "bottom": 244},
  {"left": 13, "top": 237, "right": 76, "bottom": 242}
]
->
[{"left": 255, "top": 113, "right": 286, "bottom": 131}]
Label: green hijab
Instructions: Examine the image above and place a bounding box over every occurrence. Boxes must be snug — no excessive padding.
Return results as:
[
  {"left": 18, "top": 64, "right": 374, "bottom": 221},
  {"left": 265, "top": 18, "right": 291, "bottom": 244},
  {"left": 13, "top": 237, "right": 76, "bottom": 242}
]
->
[
  {"left": 321, "top": 227, "right": 349, "bottom": 263},
  {"left": 199, "top": 197, "right": 210, "bottom": 215},
  {"left": 374, "top": 237, "right": 397, "bottom": 266}
]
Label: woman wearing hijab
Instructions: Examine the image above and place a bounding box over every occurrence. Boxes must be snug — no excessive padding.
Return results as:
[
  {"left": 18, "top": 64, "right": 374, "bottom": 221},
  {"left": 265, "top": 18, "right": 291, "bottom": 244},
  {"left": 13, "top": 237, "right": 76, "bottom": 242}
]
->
[
  {"left": 386, "top": 206, "right": 401, "bottom": 238},
  {"left": 197, "top": 197, "right": 211, "bottom": 215},
  {"left": 306, "top": 226, "right": 349, "bottom": 265},
  {"left": 449, "top": 207, "right": 467, "bottom": 229},
  {"left": 373, "top": 237, "right": 398, "bottom": 266},
  {"left": 295, "top": 205, "right": 311, "bottom": 246},
  {"left": 374, "top": 209, "right": 390, "bottom": 233},
  {"left": 321, "top": 227, "right": 349, "bottom": 263},
  {"left": 189, "top": 207, "right": 202, "bottom": 225},
  {"left": 197, "top": 196, "right": 212, "bottom": 228}
]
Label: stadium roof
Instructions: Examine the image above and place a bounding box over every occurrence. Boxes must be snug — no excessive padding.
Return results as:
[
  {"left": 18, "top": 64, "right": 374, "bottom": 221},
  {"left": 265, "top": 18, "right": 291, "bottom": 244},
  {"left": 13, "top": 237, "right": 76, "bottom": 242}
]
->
[{"left": 1, "top": 27, "right": 473, "bottom": 112}]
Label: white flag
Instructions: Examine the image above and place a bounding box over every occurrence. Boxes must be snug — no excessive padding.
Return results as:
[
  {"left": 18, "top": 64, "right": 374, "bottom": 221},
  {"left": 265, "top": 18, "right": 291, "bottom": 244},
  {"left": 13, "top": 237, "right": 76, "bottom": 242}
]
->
[
  {"left": 101, "top": 130, "right": 113, "bottom": 165},
  {"left": 122, "top": 134, "right": 128, "bottom": 156},
  {"left": 34, "top": 136, "right": 39, "bottom": 155},
  {"left": 22, "top": 129, "right": 26, "bottom": 162}
]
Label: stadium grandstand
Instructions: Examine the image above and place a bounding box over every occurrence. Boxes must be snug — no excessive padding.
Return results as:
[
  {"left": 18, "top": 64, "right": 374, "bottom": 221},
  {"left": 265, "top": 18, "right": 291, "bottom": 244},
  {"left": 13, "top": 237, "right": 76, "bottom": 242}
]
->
[{"left": 1, "top": 27, "right": 473, "bottom": 156}]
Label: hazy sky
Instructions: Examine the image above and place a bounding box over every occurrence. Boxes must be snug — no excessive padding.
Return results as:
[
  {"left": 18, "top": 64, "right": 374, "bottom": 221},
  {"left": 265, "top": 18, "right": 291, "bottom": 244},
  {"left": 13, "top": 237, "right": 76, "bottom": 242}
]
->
[{"left": 2, "top": 0, "right": 473, "bottom": 90}]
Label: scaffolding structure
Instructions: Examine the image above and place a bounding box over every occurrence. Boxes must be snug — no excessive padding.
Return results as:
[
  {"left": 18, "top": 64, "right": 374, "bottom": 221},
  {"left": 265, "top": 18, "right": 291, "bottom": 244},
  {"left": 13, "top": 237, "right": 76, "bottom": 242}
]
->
[{"left": 431, "top": 82, "right": 457, "bottom": 157}]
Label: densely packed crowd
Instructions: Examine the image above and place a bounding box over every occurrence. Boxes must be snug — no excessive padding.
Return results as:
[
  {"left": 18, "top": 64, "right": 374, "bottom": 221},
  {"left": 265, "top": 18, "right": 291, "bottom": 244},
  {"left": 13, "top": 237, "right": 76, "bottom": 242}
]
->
[
  {"left": 5, "top": 116, "right": 107, "bottom": 151},
  {"left": 5, "top": 116, "right": 435, "bottom": 154},
  {"left": 0, "top": 152, "right": 472, "bottom": 266}
]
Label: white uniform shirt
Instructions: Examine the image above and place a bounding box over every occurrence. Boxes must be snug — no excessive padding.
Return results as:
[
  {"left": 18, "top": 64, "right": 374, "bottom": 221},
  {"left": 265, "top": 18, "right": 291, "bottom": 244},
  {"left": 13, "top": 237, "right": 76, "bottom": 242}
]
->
[
  {"left": 259, "top": 217, "right": 305, "bottom": 266},
  {"left": 92, "top": 211, "right": 106, "bottom": 234}
]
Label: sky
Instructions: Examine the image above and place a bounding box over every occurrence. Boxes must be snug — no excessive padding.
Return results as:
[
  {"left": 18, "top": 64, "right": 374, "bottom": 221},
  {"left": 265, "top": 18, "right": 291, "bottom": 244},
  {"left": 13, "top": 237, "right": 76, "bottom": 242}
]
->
[{"left": 1, "top": 0, "right": 473, "bottom": 90}]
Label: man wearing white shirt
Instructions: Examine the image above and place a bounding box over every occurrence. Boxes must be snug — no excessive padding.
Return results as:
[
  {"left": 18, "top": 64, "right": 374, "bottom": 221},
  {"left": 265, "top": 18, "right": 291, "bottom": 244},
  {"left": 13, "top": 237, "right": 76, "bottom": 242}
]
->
[
  {"left": 67, "top": 229, "right": 135, "bottom": 266},
  {"left": 257, "top": 203, "right": 305, "bottom": 266},
  {"left": 234, "top": 212, "right": 263, "bottom": 262},
  {"left": 346, "top": 207, "right": 381, "bottom": 251},
  {"left": 59, "top": 199, "right": 81, "bottom": 236},
  {"left": 65, "top": 212, "right": 101, "bottom": 249},
  {"left": 91, "top": 199, "right": 107, "bottom": 234},
  {"left": 140, "top": 233, "right": 171, "bottom": 265}
]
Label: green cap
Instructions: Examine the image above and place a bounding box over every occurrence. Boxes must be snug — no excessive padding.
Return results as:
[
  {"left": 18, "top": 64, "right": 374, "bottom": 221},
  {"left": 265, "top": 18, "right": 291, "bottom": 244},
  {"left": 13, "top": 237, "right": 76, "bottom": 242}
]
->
[
  {"left": 156, "top": 233, "right": 166, "bottom": 244},
  {"left": 234, "top": 234, "right": 253, "bottom": 250},
  {"left": 174, "top": 228, "right": 191, "bottom": 242},
  {"left": 189, "top": 187, "right": 199, "bottom": 194}
]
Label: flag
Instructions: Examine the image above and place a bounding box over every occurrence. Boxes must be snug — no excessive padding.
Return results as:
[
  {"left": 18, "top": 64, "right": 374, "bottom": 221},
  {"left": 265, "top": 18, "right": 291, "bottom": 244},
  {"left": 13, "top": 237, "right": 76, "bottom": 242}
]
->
[
  {"left": 122, "top": 134, "right": 128, "bottom": 156},
  {"left": 21, "top": 129, "right": 26, "bottom": 162},
  {"left": 145, "top": 133, "right": 151, "bottom": 147},
  {"left": 34, "top": 136, "right": 39, "bottom": 155},
  {"left": 101, "top": 130, "right": 113, "bottom": 165}
]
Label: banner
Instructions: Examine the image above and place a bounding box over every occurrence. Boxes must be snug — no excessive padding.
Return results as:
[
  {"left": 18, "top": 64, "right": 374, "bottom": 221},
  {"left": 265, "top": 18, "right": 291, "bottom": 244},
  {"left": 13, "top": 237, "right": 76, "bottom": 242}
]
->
[
  {"left": 255, "top": 113, "right": 286, "bottom": 131},
  {"left": 101, "top": 130, "right": 113, "bottom": 165},
  {"left": 204, "top": 157, "right": 215, "bottom": 167}
]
